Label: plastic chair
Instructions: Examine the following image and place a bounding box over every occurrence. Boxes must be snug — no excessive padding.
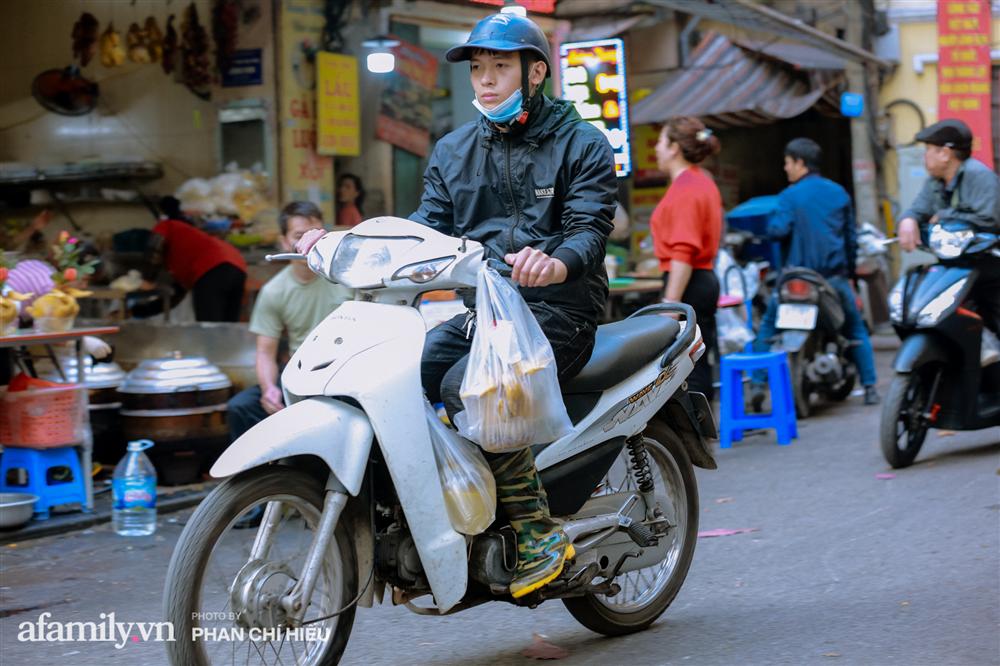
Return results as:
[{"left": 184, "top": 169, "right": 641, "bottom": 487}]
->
[
  {"left": 718, "top": 352, "right": 798, "bottom": 448},
  {"left": 0, "top": 446, "right": 87, "bottom": 520}
]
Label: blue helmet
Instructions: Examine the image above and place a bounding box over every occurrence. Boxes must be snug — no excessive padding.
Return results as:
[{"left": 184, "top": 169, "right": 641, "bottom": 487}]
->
[{"left": 445, "top": 13, "right": 551, "bottom": 78}]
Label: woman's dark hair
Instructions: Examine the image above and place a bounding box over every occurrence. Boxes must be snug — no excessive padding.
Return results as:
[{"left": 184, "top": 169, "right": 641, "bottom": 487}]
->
[
  {"left": 158, "top": 196, "right": 188, "bottom": 222},
  {"left": 338, "top": 173, "right": 365, "bottom": 215},
  {"left": 784, "top": 137, "right": 822, "bottom": 172},
  {"left": 664, "top": 116, "right": 721, "bottom": 164},
  {"left": 278, "top": 201, "right": 323, "bottom": 235}
]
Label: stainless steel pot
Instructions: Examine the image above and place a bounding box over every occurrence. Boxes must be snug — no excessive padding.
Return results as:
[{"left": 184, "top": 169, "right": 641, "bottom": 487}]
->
[
  {"left": 118, "top": 353, "right": 231, "bottom": 452},
  {"left": 118, "top": 353, "right": 232, "bottom": 411},
  {"left": 37, "top": 355, "right": 127, "bottom": 408}
]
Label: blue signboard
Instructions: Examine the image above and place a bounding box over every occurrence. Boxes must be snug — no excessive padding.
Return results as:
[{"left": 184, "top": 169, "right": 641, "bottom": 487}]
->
[
  {"left": 222, "top": 49, "right": 263, "bottom": 88},
  {"left": 559, "top": 38, "right": 631, "bottom": 178},
  {"left": 840, "top": 92, "right": 864, "bottom": 118}
]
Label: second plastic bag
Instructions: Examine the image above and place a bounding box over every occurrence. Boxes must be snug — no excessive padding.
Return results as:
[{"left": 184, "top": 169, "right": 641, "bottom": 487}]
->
[
  {"left": 456, "top": 266, "right": 573, "bottom": 452},
  {"left": 425, "top": 401, "right": 496, "bottom": 535}
]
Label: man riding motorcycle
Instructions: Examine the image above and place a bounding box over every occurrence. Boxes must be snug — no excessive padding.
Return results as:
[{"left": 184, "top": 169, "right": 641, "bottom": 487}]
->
[
  {"left": 896, "top": 119, "right": 1000, "bottom": 339},
  {"left": 297, "top": 11, "right": 617, "bottom": 599}
]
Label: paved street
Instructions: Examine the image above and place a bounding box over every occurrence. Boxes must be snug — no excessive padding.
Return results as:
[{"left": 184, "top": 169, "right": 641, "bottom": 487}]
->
[{"left": 1, "top": 344, "right": 998, "bottom": 666}]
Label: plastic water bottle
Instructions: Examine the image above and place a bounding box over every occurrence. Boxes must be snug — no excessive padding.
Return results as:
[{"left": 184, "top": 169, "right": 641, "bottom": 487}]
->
[{"left": 112, "top": 440, "right": 157, "bottom": 536}]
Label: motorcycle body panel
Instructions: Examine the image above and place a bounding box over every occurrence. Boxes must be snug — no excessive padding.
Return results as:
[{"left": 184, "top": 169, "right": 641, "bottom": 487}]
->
[
  {"left": 892, "top": 262, "right": 1000, "bottom": 431},
  {"left": 210, "top": 397, "right": 373, "bottom": 495},
  {"left": 228, "top": 300, "right": 469, "bottom": 613}
]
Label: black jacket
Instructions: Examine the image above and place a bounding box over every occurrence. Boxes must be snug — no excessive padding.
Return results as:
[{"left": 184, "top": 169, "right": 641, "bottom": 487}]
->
[{"left": 410, "top": 95, "right": 617, "bottom": 329}]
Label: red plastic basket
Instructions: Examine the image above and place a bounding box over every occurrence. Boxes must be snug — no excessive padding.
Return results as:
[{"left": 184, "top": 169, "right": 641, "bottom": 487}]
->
[{"left": 0, "top": 385, "right": 86, "bottom": 448}]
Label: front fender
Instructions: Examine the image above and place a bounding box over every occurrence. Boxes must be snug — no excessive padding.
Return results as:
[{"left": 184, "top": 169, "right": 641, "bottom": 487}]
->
[
  {"left": 893, "top": 333, "right": 950, "bottom": 374},
  {"left": 210, "top": 397, "right": 373, "bottom": 496}
]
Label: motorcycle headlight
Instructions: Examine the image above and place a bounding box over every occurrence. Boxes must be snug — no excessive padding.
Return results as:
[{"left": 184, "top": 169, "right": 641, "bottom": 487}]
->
[
  {"left": 329, "top": 234, "right": 423, "bottom": 288},
  {"left": 392, "top": 256, "right": 455, "bottom": 284},
  {"left": 916, "top": 278, "right": 967, "bottom": 327},
  {"left": 928, "top": 225, "right": 974, "bottom": 260},
  {"left": 888, "top": 281, "right": 904, "bottom": 323}
]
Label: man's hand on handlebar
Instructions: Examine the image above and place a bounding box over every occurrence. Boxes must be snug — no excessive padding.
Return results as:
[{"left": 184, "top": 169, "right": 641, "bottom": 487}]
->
[
  {"left": 295, "top": 229, "right": 326, "bottom": 255},
  {"left": 504, "top": 247, "right": 568, "bottom": 288},
  {"left": 897, "top": 217, "right": 921, "bottom": 252}
]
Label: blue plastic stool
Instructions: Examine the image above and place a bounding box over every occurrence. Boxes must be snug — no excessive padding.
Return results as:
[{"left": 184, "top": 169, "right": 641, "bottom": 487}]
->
[
  {"left": 719, "top": 352, "right": 798, "bottom": 448},
  {"left": 0, "top": 446, "right": 87, "bottom": 520}
]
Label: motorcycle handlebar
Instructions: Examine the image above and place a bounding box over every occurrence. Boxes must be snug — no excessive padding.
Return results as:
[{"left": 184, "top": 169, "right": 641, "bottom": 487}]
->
[
  {"left": 265, "top": 253, "right": 306, "bottom": 262},
  {"left": 485, "top": 258, "right": 514, "bottom": 277}
]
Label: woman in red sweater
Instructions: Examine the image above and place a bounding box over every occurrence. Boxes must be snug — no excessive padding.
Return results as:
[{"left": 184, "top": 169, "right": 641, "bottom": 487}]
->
[{"left": 650, "top": 116, "right": 723, "bottom": 398}]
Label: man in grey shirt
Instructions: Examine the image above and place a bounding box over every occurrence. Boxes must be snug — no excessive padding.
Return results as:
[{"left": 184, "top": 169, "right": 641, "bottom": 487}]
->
[{"left": 897, "top": 118, "right": 1000, "bottom": 336}]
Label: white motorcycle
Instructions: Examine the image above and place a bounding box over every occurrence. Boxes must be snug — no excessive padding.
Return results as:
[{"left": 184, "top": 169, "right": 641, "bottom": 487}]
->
[{"left": 163, "top": 217, "right": 718, "bottom": 665}]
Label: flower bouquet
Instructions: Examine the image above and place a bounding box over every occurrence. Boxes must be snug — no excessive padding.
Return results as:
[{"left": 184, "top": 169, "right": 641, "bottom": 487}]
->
[{"left": 27, "top": 232, "right": 97, "bottom": 332}]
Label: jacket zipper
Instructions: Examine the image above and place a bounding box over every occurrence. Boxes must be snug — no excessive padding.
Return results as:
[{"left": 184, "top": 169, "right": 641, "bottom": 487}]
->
[{"left": 503, "top": 136, "right": 521, "bottom": 255}]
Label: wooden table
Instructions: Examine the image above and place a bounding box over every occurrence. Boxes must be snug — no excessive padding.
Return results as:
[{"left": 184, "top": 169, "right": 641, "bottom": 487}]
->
[
  {"left": 0, "top": 326, "right": 121, "bottom": 511},
  {"left": 606, "top": 278, "right": 664, "bottom": 321}
]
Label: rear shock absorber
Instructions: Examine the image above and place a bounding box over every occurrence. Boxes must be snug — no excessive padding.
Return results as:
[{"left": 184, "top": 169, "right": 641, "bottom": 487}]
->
[{"left": 625, "top": 434, "right": 658, "bottom": 519}]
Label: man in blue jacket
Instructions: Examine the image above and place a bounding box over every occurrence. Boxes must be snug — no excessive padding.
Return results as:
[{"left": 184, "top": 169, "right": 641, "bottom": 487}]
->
[{"left": 751, "top": 138, "right": 879, "bottom": 407}]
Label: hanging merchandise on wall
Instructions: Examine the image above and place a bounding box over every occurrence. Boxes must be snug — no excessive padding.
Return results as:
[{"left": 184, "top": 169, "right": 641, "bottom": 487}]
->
[
  {"left": 212, "top": 0, "right": 240, "bottom": 73},
  {"left": 71, "top": 12, "right": 100, "bottom": 66},
  {"left": 162, "top": 15, "right": 178, "bottom": 74},
  {"left": 181, "top": 2, "right": 213, "bottom": 99},
  {"left": 374, "top": 38, "right": 437, "bottom": 157},
  {"left": 99, "top": 22, "right": 126, "bottom": 68},
  {"left": 145, "top": 17, "right": 164, "bottom": 63},
  {"left": 126, "top": 22, "right": 152, "bottom": 64}
]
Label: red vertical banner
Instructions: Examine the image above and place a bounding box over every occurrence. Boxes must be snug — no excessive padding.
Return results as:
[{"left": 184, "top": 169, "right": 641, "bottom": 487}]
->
[{"left": 937, "top": 0, "right": 993, "bottom": 165}]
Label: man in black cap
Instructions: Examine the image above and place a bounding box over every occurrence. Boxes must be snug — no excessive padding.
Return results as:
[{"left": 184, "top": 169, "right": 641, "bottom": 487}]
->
[{"left": 897, "top": 118, "right": 1000, "bottom": 336}]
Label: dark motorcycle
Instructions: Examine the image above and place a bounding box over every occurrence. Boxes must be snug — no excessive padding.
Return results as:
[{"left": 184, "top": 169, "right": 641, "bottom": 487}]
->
[
  {"left": 769, "top": 268, "right": 858, "bottom": 418},
  {"left": 881, "top": 221, "right": 1000, "bottom": 468}
]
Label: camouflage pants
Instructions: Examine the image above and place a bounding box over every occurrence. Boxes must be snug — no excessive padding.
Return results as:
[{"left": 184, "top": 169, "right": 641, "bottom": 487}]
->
[{"left": 421, "top": 305, "right": 595, "bottom": 535}]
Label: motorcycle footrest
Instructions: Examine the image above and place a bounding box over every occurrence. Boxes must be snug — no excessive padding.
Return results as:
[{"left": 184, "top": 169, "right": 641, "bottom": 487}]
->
[{"left": 626, "top": 522, "right": 658, "bottom": 547}]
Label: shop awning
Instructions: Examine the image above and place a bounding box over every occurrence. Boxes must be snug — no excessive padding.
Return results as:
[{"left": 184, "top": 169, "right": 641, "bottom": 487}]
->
[{"left": 630, "top": 31, "right": 845, "bottom": 128}]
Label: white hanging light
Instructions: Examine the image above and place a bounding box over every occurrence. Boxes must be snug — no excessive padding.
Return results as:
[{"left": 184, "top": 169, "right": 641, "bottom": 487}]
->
[{"left": 362, "top": 37, "right": 400, "bottom": 74}]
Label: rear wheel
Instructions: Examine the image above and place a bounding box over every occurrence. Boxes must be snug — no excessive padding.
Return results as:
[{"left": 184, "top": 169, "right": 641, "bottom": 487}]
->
[
  {"left": 880, "top": 371, "right": 934, "bottom": 468},
  {"left": 790, "top": 352, "right": 812, "bottom": 419},
  {"left": 562, "top": 421, "right": 699, "bottom": 636}
]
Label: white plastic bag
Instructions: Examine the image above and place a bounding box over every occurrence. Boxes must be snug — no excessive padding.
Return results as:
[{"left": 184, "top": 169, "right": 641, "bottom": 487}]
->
[
  {"left": 425, "top": 401, "right": 496, "bottom": 535},
  {"left": 717, "top": 306, "right": 754, "bottom": 355},
  {"left": 455, "top": 267, "right": 573, "bottom": 452}
]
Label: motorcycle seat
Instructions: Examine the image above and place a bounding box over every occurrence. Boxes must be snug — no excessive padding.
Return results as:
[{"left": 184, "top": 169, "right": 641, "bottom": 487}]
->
[{"left": 562, "top": 315, "right": 681, "bottom": 393}]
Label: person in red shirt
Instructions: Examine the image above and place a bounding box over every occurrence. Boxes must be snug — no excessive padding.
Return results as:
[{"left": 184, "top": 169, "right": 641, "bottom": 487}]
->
[
  {"left": 335, "top": 173, "right": 365, "bottom": 227},
  {"left": 149, "top": 196, "right": 247, "bottom": 322},
  {"left": 650, "top": 116, "right": 723, "bottom": 398}
]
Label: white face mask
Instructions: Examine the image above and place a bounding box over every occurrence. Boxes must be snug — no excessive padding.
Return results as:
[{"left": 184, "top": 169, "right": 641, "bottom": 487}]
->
[{"left": 472, "top": 89, "right": 523, "bottom": 124}]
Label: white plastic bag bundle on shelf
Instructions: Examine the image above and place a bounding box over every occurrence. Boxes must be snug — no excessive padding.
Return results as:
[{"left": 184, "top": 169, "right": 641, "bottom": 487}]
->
[
  {"left": 455, "top": 266, "right": 573, "bottom": 453},
  {"left": 717, "top": 306, "right": 754, "bottom": 355},
  {"left": 425, "top": 400, "right": 496, "bottom": 535}
]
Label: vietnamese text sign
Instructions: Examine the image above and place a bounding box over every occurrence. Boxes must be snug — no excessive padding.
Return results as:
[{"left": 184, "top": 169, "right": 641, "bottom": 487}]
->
[
  {"left": 317, "top": 53, "right": 360, "bottom": 156},
  {"left": 937, "top": 0, "right": 993, "bottom": 165},
  {"left": 279, "top": 0, "right": 334, "bottom": 220},
  {"left": 559, "top": 39, "right": 631, "bottom": 178},
  {"left": 375, "top": 38, "right": 437, "bottom": 158}
]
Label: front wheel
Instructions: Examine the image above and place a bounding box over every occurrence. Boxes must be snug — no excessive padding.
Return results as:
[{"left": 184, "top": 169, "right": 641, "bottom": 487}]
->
[
  {"left": 880, "top": 371, "right": 934, "bottom": 468},
  {"left": 163, "top": 466, "right": 358, "bottom": 666},
  {"left": 562, "top": 420, "right": 699, "bottom": 636}
]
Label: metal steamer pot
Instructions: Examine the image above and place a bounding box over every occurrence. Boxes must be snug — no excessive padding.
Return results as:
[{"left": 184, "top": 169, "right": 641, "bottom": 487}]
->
[{"left": 117, "top": 354, "right": 232, "bottom": 484}]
